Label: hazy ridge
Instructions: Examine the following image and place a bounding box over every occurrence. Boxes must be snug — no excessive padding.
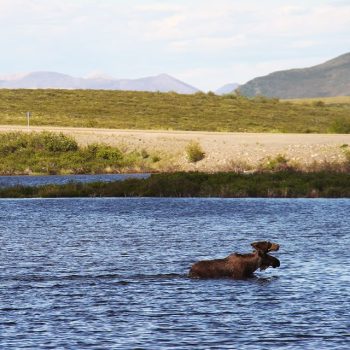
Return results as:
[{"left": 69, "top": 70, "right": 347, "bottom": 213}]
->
[
  {"left": 238, "top": 52, "right": 350, "bottom": 98},
  {"left": 0, "top": 72, "right": 199, "bottom": 94},
  {"left": 215, "top": 83, "right": 240, "bottom": 95}
]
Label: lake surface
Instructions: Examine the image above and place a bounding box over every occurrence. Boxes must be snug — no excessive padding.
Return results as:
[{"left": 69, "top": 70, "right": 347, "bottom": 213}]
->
[
  {"left": 0, "top": 174, "right": 149, "bottom": 188},
  {"left": 1, "top": 198, "right": 349, "bottom": 349}
]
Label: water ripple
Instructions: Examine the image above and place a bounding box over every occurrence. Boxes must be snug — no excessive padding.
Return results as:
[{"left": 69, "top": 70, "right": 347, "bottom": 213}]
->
[{"left": 1, "top": 198, "right": 349, "bottom": 349}]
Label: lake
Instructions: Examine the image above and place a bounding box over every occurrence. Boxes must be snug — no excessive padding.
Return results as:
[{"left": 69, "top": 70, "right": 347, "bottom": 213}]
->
[{"left": 1, "top": 198, "right": 349, "bottom": 349}]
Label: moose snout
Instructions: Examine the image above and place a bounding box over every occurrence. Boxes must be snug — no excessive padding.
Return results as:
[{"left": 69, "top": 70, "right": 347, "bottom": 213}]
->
[
  {"left": 269, "top": 243, "right": 280, "bottom": 252},
  {"left": 271, "top": 256, "right": 280, "bottom": 268}
]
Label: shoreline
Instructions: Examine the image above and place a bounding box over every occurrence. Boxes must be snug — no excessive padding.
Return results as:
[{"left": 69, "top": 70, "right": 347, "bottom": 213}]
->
[
  {"left": 1, "top": 125, "right": 350, "bottom": 172},
  {"left": 1, "top": 171, "right": 350, "bottom": 199}
]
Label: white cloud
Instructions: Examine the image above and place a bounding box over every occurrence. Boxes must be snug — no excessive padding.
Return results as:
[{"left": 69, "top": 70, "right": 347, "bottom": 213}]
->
[
  {"left": 129, "top": 1, "right": 350, "bottom": 56},
  {"left": 169, "top": 34, "right": 247, "bottom": 53},
  {"left": 134, "top": 3, "right": 185, "bottom": 13},
  {"left": 132, "top": 2, "right": 256, "bottom": 42},
  {"left": 254, "top": 3, "right": 350, "bottom": 38},
  {"left": 279, "top": 5, "right": 310, "bottom": 16},
  {"left": 0, "top": 0, "right": 349, "bottom": 90},
  {"left": 139, "top": 14, "right": 188, "bottom": 40},
  {"left": 289, "top": 40, "right": 318, "bottom": 49}
]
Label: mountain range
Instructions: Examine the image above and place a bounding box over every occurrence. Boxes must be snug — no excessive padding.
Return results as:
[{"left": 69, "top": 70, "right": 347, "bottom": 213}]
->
[
  {"left": 1, "top": 52, "right": 350, "bottom": 98},
  {"left": 214, "top": 83, "right": 240, "bottom": 95},
  {"left": 238, "top": 52, "right": 350, "bottom": 98},
  {"left": 0, "top": 72, "right": 199, "bottom": 94}
]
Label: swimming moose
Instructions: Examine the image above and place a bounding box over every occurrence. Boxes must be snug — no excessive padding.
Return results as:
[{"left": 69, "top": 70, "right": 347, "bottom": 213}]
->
[{"left": 189, "top": 241, "right": 280, "bottom": 279}]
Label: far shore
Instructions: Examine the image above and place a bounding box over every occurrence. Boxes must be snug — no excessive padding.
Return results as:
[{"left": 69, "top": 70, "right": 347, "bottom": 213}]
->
[
  {"left": 1, "top": 172, "right": 350, "bottom": 198},
  {"left": 1, "top": 125, "right": 350, "bottom": 172}
]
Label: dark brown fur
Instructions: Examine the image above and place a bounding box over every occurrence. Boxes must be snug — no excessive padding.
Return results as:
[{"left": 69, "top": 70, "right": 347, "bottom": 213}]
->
[
  {"left": 189, "top": 241, "right": 280, "bottom": 279},
  {"left": 251, "top": 241, "right": 279, "bottom": 253}
]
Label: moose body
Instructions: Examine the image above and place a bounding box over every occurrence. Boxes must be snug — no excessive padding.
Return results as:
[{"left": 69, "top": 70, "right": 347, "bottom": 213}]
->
[{"left": 189, "top": 241, "right": 280, "bottom": 279}]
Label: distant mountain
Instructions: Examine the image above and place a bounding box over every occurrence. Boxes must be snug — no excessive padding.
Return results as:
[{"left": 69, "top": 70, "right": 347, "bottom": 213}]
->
[
  {"left": 215, "top": 83, "right": 239, "bottom": 95},
  {"left": 238, "top": 52, "right": 350, "bottom": 99},
  {"left": 0, "top": 72, "right": 200, "bottom": 94}
]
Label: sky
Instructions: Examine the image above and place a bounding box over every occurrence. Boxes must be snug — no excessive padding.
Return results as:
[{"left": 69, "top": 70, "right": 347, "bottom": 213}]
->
[{"left": 0, "top": 0, "right": 350, "bottom": 90}]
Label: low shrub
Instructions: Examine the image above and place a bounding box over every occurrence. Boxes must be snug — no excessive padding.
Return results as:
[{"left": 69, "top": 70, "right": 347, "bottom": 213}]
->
[
  {"left": 261, "top": 154, "right": 292, "bottom": 172},
  {"left": 185, "top": 141, "right": 205, "bottom": 163},
  {"left": 312, "top": 100, "right": 325, "bottom": 107},
  {"left": 140, "top": 149, "right": 149, "bottom": 159},
  {"left": 222, "top": 93, "right": 238, "bottom": 100},
  {"left": 0, "top": 132, "right": 28, "bottom": 155},
  {"left": 86, "top": 143, "right": 123, "bottom": 162},
  {"left": 151, "top": 155, "right": 161, "bottom": 163},
  {"left": 0, "top": 132, "right": 155, "bottom": 175},
  {"left": 329, "top": 118, "right": 350, "bottom": 133},
  {"left": 0, "top": 131, "right": 78, "bottom": 154},
  {"left": 95, "top": 145, "right": 123, "bottom": 162},
  {"left": 29, "top": 132, "right": 78, "bottom": 152}
]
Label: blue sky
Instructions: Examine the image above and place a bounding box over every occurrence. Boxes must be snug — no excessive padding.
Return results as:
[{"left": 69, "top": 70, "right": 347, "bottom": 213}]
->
[{"left": 0, "top": 0, "right": 349, "bottom": 90}]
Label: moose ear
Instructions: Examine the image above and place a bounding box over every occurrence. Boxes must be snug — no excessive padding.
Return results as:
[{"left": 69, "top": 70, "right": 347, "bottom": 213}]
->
[
  {"left": 251, "top": 241, "right": 280, "bottom": 252},
  {"left": 251, "top": 241, "right": 271, "bottom": 252},
  {"left": 251, "top": 242, "right": 259, "bottom": 250}
]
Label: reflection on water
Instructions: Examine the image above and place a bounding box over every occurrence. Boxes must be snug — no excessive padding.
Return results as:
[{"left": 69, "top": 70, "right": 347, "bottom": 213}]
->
[
  {"left": 1, "top": 198, "right": 349, "bottom": 349},
  {"left": 0, "top": 173, "right": 150, "bottom": 188}
]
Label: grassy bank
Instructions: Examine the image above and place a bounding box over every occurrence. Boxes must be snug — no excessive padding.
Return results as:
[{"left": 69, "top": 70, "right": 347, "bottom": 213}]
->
[
  {"left": 2, "top": 172, "right": 350, "bottom": 198},
  {"left": 1, "top": 89, "right": 350, "bottom": 133},
  {"left": 0, "top": 131, "right": 163, "bottom": 175},
  {"left": 1, "top": 131, "right": 350, "bottom": 175}
]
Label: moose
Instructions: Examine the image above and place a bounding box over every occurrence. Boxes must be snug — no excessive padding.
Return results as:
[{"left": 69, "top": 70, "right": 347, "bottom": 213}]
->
[{"left": 189, "top": 241, "right": 280, "bottom": 279}]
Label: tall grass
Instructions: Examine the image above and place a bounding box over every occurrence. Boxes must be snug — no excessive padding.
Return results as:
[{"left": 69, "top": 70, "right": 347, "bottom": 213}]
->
[
  {"left": 2, "top": 171, "right": 350, "bottom": 198},
  {"left": 0, "top": 89, "right": 350, "bottom": 133}
]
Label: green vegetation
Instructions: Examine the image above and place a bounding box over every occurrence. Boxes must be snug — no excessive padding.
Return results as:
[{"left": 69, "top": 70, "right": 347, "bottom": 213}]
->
[
  {"left": 329, "top": 117, "right": 350, "bottom": 133},
  {"left": 1, "top": 131, "right": 349, "bottom": 175},
  {"left": 258, "top": 153, "right": 350, "bottom": 173},
  {"left": 1, "top": 89, "right": 350, "bottom": 133},
  {"left": 284, "top": 96, "right": 350, "bottom": 105},
  {"left": 262, "top": 154, "right": 291, "bottom": 172},
  {"left": 0, "top": 132, "right": 163, "bottom": 175},
  {"left": 185, "top": 141, "right": 205, "bottom": 162},
  {"left": 2, "top": 172, "right": 350, "bottom": 198}
]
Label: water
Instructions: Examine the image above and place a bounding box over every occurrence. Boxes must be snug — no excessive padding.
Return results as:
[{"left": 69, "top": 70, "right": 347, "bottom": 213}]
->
[
  {"left": 0, "top": 198, "right": 349, "bottom": 349},
  {"left": 0, "top": 174, "right": 150, "bottom": 188}
]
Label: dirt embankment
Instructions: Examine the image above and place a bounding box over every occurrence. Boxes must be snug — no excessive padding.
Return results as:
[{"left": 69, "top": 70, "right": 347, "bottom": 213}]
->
[{"left": 1, "top": 125, "right": 349, "bottom": 171}]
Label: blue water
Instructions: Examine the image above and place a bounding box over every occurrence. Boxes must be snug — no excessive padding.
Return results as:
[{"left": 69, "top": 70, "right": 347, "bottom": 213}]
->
[
  {"left": 0, "top": 174, "right": 149, "bottom": 188},
  {"left": 0, "top": 198, "right": 349, "bottom": 349}
]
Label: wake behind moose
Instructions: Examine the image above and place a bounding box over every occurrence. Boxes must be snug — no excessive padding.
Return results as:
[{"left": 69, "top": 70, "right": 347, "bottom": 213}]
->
[{"left": 189, "top": 241, "right": 280, "bottom": 279}]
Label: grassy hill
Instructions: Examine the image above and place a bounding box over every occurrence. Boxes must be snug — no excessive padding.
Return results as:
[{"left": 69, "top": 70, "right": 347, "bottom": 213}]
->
[
  {"left": 0, "top": 89, "right": 350, "bottom": 133},
  {"left": 284, "top": 96, "right": 350, "bottom": 105},
  {"left": 238, "top": 52, "right": 350, "bottom": 99}
]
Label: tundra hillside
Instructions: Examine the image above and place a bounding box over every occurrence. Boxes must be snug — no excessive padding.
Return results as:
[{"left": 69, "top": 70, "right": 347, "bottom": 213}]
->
[{"left": 1, "top": 89, "right": 350, "bottom": 133}]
